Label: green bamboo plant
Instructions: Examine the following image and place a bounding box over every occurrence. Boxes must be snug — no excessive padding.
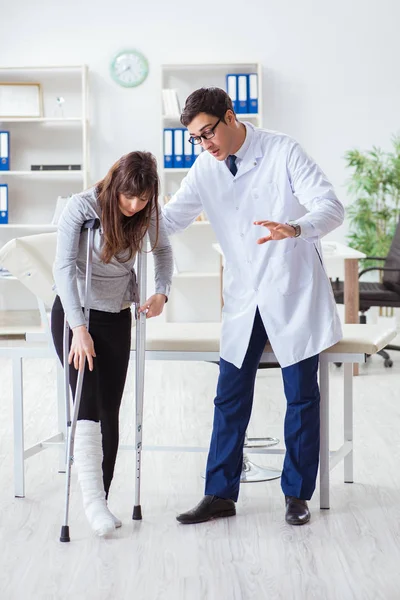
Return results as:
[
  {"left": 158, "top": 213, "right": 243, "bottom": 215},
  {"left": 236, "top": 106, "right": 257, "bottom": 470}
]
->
[{"left": 345, "top": 136, "right": 400, "bottom": 265}]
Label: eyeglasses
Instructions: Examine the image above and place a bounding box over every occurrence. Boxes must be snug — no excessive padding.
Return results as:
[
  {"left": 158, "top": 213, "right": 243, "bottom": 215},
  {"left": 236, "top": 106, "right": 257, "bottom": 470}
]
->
[{"left": 188, "top": 119, "right": 221, "bottom": 145}]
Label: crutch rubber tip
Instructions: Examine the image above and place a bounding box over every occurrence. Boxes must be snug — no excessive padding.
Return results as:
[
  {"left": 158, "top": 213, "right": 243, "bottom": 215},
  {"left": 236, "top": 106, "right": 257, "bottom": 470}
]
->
[
  {"left": 60, "top": 526, "right": 70, "bottom": 542},
  {"left": 132, "top": 505, "right": 142, "bottom": 520}
]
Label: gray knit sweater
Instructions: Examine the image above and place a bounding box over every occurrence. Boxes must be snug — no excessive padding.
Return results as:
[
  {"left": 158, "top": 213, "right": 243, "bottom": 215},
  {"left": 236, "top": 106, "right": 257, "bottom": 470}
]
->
[{"left": 53, "top": 188, "right": 173, "bottom": 329}]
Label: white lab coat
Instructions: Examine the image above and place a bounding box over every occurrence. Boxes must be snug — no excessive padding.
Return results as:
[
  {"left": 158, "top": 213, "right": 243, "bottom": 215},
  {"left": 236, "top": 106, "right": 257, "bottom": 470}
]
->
[{"left": 162, "top": 123, "right": 344, "bottom": 368}]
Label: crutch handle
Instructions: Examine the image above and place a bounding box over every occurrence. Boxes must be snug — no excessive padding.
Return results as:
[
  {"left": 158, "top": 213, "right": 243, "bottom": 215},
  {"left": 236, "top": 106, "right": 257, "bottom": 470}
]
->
[{"left": 81, "top": 218, "right": 100, "bottom": 231}]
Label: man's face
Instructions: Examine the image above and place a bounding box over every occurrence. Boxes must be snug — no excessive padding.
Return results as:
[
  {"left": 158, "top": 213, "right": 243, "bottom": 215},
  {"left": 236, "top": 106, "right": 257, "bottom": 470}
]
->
[{"left": 187, "top": 111, "right": 235, "bottom": 161}]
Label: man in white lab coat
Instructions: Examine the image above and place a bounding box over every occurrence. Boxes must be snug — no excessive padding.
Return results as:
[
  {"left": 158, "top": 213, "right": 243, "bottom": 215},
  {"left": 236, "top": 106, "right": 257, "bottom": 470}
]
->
[{"left": 162, "top": 87, "right": 344, "bottom": 526}]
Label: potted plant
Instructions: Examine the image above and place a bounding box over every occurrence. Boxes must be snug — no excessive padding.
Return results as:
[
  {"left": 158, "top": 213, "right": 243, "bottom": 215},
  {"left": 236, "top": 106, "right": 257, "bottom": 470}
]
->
[{"left": 345, "top": 136, "right": 400, "bottom": 266}]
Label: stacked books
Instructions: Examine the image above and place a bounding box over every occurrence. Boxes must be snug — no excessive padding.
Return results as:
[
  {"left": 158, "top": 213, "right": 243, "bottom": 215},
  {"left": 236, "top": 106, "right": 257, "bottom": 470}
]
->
[{"left": 162, "top": 89, "right": 181, "bottom": 117}]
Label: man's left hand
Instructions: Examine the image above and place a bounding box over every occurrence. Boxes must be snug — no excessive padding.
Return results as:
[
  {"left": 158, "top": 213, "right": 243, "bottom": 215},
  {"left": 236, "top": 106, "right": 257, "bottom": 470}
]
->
[
  {"left": 138, "top": 293, "right": 167, "bottom": 318},
  {"left": 254, "top": 220, "right": 296, "bottom": 244}
]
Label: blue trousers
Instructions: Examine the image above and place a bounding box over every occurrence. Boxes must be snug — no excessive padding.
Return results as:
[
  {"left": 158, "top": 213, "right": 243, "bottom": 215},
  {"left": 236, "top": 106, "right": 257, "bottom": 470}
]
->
[{"left": 205, "top": 309, "right": 320, "bottom": 502}]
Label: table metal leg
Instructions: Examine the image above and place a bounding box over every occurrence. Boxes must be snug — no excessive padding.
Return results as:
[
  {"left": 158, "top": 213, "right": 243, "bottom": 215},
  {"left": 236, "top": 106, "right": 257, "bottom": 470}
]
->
[
  {"left": 343, "top": 363, "right": 354, "bottom": 483},
  {"left": 56, "top": 361, "right": 67, "bottom": 473},
  {"left": 13, "top": 357, "right": 25, "bottom": 498}
]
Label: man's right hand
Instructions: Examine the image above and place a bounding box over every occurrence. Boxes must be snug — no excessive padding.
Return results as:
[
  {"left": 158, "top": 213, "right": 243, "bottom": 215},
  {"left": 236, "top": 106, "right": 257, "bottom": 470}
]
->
[{"left": 69, "top": 325, "right": 96, "bottom": 372}]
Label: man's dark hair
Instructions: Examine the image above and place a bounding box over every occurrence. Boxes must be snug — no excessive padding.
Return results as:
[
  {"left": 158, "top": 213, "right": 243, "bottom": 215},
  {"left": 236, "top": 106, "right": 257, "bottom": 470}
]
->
[{"left": 180, "top": 87, "right": 236, "bottom": 127}]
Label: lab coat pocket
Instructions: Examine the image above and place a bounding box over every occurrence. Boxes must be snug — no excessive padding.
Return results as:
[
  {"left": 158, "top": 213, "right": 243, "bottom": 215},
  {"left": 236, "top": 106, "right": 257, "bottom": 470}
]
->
[
  {"left": 251, "top": 182, "right": 282, "bottom": 221},
  {"left": 267, "top": 245, "right": 313, "bottom": 296},
  {"left": 222, "top": 263, "right": 245, "bottom": 313}
]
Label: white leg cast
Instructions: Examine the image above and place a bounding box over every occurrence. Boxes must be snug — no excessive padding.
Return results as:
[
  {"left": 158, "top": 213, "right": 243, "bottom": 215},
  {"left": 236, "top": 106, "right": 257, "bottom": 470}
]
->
[
  {"left": 73, "top": 420, "right": 115, "bottom": 537},
  {"left": 107, "top": 508, "right": 122, "bottom": 528}
]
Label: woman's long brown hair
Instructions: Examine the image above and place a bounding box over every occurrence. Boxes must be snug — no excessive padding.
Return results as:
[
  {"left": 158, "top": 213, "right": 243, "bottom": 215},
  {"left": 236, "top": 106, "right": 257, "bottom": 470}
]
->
[{"left": 96, "top": 151, "right": 159, "bottom": 263}]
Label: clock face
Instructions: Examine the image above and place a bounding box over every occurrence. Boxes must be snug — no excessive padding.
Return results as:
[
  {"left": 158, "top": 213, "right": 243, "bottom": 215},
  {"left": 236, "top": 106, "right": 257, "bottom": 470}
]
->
[{"left": 110, "top": 50, "right": 149, "bottom": 88}]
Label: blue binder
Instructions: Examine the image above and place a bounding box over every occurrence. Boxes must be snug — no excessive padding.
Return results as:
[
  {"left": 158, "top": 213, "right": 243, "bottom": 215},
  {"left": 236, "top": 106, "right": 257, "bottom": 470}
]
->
[
  {"left": 193, "top": 142, "right": 202, "bottom": 163},
  {"left": 163, "top": 129, "right": 174, "bottom": 169},
  {"left": 248, "top": 73, "right": 258, "bottom": 113},
  {"left": 183, "top": 131, "right": 194, "bottom": 168},
  {"left": 0, "top": 131, "right": 10, "bottom": 171},
  {"left": 237, "top": 75, "right": 248, "bottom": 114},
  {"left": 0, "top": 183, "right": 8, "bottom": 224},
  {"left": 226, "top": 74, "right": 239, "bottom": 113},
  {"left": 173, "top": 128, "right": 184, "bottom": 168}
]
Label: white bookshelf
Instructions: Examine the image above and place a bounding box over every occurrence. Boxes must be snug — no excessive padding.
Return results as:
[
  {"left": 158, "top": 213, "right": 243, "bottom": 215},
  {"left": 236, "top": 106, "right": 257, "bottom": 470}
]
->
[
  {"left": 0, "top": 170, "right": 84, "bottom": 177},
  {"left": 0, "top": 65, "right": 90, "bottom": 309},
  {"left": 160, "top": 62, "right": 262, "bottom": 323},
  {"left": 0, "top": 117, "right": 84, "bottom": 123},
  {"left": 173, "top": 272, "right": 220, "bottom": 279},
  {"left": 0, "top": 224, "right": 57, "bottom": 229},
  {"left": 163, "top": 168, "right": 190, "bottom": 174},
  {"left": 163, "top": 113, "right": 260, "bottom": 123}
]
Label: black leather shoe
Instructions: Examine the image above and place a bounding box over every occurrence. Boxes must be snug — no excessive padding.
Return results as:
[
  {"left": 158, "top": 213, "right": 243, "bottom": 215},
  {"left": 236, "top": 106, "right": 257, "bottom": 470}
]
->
[
  {"left": 176, "top": 495, "right": 236, "bottom": 524},
  {"left": 285, "top": 495, "right": 310, "bottom": 525}
]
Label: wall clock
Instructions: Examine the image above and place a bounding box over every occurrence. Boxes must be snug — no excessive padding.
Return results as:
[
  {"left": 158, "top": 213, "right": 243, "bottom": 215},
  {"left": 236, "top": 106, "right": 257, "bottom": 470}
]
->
[{"left": 110, "top": 49, "right": 149, "bottom": 88}]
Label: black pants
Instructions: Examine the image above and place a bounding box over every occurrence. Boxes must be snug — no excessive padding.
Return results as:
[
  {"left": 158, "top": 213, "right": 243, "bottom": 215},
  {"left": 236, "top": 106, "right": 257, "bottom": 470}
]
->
[{"left": 51, "top": 295, "right": 131, "bottom": 496}]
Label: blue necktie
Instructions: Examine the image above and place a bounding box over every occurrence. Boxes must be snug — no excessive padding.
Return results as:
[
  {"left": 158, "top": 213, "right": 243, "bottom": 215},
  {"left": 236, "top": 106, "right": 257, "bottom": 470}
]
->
[{"left": 228, "top": 154, "right": 237, "bottom": 176}]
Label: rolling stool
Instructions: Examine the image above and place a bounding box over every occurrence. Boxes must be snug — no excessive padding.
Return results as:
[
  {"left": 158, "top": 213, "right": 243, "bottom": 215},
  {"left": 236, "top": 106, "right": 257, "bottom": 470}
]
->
[
  {"left": 241, "top": 360, "right": 282, "bottom": 482},
  {"left": 203, "top": 361, "right": 282, "bottom": 483},
  {"left": 201, "top": 431, "right": 282, "bottom": 483},
  {"left": 241, "top": 432, "right": 281, "bottom": 482}
]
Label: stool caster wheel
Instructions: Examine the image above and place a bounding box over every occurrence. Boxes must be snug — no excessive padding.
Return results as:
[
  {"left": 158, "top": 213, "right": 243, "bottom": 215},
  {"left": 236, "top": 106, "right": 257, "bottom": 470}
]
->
[{"left": 384, "top": 358, "right": 393, "bottom": 368}]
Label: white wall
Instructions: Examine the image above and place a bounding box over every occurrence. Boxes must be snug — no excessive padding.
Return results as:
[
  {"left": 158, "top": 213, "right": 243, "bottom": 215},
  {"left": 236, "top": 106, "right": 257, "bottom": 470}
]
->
[{"left": 2, "top": 0, "right": 400, "bottom": 244}]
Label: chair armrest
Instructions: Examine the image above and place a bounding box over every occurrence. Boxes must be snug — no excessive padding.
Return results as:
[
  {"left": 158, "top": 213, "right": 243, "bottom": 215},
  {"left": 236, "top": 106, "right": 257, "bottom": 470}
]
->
[
  {"left": 359, "top": 266, "right": 400, "bottom": 278},
  {"left": 364, "top": 256, "right": 386, "bottom": 261}
]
